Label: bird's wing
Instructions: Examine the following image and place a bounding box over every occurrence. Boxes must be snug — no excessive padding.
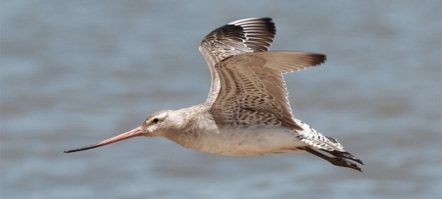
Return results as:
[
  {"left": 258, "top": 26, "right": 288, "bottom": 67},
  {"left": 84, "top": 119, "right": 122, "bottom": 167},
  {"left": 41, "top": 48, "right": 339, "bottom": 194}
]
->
[
  {"left": 199, "top": 18, "right": 276, "bottom": 104},
  {"left": 210, "top": 52, "right": 326, "bottom": 129}
]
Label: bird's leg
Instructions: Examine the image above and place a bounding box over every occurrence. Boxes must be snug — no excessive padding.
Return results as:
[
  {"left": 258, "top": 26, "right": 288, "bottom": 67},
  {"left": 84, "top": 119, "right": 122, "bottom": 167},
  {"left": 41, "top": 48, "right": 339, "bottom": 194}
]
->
[
  {"left": 320, "top": 149, "right": 364, "bottom": 165},
  {"left": 303, "top": 147, "right": 362, "bottom": 172}
]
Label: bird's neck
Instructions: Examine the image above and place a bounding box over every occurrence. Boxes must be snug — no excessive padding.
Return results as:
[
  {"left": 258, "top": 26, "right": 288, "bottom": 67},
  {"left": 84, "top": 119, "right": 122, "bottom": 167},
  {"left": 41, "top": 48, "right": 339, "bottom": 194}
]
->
[{"left": 163, "top": 104, "right": 214, "bottom": 149}]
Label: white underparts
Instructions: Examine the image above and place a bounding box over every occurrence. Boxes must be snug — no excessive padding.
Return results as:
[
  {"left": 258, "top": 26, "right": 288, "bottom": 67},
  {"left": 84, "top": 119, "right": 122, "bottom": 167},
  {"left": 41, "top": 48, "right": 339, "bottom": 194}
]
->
[{"left": 190, "top": 126, "right": 307, "bottom": 156}]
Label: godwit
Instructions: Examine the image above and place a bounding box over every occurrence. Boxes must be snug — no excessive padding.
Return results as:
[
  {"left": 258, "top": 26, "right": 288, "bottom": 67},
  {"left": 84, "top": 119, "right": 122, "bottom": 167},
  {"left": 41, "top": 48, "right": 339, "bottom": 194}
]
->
[{"left": 65, "top": 17, "right": 364, "bottom": 171}]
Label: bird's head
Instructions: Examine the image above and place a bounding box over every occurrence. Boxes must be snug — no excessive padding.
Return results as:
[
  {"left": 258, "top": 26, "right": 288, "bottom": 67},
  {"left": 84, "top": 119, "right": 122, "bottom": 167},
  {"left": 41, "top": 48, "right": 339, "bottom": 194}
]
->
[
  {"left": 64, "top": 110, "right": 176, "bottom": 153},
  {"left": 141, "top": 110, "right": 176, "bottom": 137}
]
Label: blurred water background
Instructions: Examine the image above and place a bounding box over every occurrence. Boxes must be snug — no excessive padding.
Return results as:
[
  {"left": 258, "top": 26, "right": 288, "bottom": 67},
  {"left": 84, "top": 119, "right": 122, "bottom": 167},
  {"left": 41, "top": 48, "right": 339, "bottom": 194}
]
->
[{"left": 1, "top": 1, "right": 441, "bottom": 198}]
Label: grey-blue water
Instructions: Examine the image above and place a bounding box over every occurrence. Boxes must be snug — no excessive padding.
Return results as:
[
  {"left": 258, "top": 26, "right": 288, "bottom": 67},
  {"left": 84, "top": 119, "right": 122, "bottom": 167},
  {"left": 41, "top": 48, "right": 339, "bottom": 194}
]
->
[{"left": 1, "top": 1, "right": 441, "bottom": 198}]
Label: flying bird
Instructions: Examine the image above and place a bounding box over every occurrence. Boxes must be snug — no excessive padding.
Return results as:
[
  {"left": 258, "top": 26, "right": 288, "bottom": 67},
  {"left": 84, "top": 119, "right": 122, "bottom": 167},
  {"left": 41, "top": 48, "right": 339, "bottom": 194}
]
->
[{"left": 65, "top": 17, "right": 364, "bottom": 171}]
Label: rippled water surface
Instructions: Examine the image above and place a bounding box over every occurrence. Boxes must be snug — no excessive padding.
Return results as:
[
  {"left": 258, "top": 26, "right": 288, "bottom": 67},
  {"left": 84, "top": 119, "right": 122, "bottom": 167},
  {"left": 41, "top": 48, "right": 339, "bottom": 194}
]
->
[{"left": 1, "top": 1, "right": 441, "bottom": 198}]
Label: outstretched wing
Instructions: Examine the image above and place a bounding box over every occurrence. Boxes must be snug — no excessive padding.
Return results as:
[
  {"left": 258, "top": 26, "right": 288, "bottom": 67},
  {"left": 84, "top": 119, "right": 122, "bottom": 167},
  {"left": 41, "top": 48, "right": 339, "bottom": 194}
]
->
[
  {"left": 199, "top": 18, "right": 276, "bottom": 104},
  {"left": 210, "top": 52, "right": 326, "bottom": 129}
]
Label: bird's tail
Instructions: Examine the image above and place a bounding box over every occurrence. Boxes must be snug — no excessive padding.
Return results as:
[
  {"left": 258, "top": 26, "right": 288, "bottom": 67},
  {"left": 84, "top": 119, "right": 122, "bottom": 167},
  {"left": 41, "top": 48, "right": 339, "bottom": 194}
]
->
[{"left": 293, "top": 119, "right": 364, "bottom": 171}]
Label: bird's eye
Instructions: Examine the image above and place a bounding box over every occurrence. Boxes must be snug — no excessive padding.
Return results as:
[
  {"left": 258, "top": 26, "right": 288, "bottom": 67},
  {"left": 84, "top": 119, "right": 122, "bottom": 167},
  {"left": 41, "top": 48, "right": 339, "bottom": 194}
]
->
[{"left": 152, "top": 118, "right": 159, "bottom": 124}]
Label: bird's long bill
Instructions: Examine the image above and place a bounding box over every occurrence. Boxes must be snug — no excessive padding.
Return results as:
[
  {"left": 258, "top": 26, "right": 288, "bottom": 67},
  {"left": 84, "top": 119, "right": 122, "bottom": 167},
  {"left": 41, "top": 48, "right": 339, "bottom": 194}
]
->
[{"left": 64, "top": 126, "right": 143, "bottom": 153}]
